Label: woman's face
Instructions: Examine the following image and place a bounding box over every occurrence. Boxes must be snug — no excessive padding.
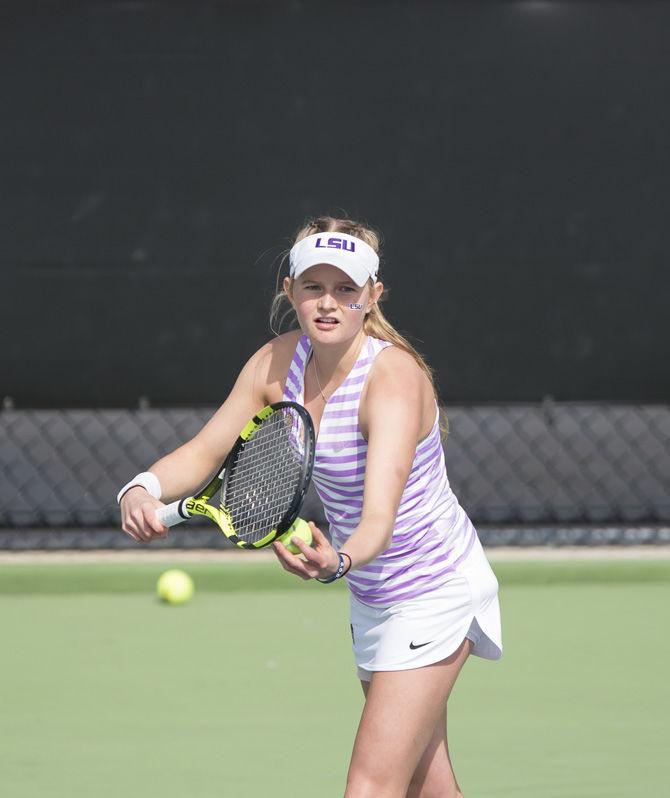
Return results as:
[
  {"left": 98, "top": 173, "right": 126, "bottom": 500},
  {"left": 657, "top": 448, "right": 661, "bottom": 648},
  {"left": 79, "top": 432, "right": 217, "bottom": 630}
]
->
[{"left": 284, "top": 264, "right": 382, "bottom": 345}]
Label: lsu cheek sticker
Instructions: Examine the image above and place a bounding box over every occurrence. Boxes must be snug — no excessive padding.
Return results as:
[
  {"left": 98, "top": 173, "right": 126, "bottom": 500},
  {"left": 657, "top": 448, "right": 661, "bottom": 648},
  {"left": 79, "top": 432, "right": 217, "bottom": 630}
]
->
[{"left": 347, "top": 303, "right": 364, "bottom": 310}]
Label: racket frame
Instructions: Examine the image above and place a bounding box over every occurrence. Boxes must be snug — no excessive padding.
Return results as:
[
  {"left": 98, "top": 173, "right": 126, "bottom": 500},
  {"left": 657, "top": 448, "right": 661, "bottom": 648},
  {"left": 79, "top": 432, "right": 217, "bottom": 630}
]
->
[{"left": 158, "top": 402, "right": 315, "bottom": 549}]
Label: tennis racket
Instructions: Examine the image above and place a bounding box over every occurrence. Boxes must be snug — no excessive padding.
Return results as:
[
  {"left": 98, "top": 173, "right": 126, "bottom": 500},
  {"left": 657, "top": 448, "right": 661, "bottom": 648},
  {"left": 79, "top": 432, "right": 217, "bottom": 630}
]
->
[{"left": 156, "top": 401, "right": 315, "bottom": 549}]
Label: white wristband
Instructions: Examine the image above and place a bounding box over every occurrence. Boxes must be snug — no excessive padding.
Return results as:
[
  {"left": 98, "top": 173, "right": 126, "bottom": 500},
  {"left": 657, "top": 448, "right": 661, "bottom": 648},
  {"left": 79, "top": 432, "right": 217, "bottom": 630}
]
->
[{"left": 116, "top": 472, "right": 162, "bottom": 505}]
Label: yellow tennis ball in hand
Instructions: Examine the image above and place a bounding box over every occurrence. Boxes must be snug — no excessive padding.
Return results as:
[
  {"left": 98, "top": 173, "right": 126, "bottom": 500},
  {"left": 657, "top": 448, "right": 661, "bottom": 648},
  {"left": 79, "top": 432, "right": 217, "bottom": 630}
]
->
[
  {"left": 278, "top": 519, "right": 313, "bottom": 554},
  {"left": 156, "top": 569, "right": 194, "bottom": 605}
]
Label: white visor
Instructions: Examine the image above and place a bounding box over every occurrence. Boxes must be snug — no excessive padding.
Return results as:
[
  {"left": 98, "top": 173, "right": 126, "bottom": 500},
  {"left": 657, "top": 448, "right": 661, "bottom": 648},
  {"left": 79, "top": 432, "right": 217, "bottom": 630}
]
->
[{"left": 289, "top": 232, "right": 379, "bottom": 287}]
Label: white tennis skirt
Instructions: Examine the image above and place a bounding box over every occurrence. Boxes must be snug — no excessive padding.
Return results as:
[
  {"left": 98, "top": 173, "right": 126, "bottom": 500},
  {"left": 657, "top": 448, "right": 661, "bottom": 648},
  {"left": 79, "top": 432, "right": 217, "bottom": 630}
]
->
[{"left": 351, "top": 534, "right": 502, "bottom": 681}]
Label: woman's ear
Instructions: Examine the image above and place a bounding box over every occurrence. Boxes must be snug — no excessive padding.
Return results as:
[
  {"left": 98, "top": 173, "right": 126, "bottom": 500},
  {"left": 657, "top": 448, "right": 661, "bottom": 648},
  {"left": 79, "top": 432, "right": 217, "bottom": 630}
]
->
[
  {"left": 283, "top": 276, "right": 294, "bottom": 304},
  {"left": 368, "top": 281, "right": 384, "bottom": 311}
]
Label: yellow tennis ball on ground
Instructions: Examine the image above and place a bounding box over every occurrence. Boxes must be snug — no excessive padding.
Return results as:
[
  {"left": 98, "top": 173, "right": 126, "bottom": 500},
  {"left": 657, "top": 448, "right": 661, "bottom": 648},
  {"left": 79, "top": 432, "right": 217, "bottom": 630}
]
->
[
  {"left": 278, "top": 518, "right": 313, "bottom": 554},
  {"left": 156, "top": 569, "right": 194, "bottom": 605}
]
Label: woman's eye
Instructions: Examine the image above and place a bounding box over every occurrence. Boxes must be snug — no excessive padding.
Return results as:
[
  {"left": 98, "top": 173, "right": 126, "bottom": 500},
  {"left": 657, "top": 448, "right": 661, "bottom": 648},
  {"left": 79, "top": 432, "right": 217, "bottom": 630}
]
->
[{"left": 339, "top": 286, "right": 355, "bottom": 293}]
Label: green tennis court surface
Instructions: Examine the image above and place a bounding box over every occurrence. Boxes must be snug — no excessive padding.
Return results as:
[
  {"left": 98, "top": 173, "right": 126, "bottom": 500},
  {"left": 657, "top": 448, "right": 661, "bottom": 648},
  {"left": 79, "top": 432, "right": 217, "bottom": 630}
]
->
[{"left": 1, "top": 559, "right": 668, "bottom": 797}]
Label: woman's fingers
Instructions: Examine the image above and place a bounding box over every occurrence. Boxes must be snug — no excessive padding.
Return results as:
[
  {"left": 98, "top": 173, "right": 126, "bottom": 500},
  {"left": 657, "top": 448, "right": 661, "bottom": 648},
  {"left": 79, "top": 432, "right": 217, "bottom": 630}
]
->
[
  {"left": 273, "top": 539, "right": 326, "bottom": 578},
  {"left": 143, "top": 505, "right": 167, "bottom": 536},
  {"left": 309, "top": 522, "right": 328, "bottom": 545},
  {"left": 129, "top": 510, "right": 150, "bottom": 541},
  {"left": 272, "top": 541, "right": 312, "bottom": 579},
  {"left": 122, "top": 523, "right": 141, "bottom": 542},
  {"left": 288, "top": 533, "right": 315, "bottom": 557},
  {"left": 121, "top": 495, "right": 167, "bottom": 543},
  {"left": 273, "top": 526, "right": 340, "bottom": 581}
]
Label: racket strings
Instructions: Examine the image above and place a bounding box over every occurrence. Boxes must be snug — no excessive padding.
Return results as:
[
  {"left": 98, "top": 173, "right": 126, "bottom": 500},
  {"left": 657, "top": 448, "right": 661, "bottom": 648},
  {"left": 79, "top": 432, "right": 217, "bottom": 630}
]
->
[
  {"left": 223, "top": 409, "right": 310, "bottom": 543},
  {"left": 226, "top": 441, "right": 304, "bottom": 540}
]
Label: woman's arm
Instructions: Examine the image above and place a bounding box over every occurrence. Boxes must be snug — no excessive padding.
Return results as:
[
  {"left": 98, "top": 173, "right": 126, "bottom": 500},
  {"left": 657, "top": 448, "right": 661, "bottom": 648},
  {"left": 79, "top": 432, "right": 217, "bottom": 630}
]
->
[
  {"left": 339, "top": 347, "right": 425, "bottom": 568},
  {"left": 120, "top": 339, "right": 278, "bottom": 542}
]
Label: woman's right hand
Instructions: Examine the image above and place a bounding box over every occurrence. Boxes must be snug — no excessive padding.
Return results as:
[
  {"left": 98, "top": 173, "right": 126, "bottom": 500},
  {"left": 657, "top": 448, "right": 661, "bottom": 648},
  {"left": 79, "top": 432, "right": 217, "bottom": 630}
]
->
[{"left": 120, "top": 487, "right": 168, "bottom": 543}]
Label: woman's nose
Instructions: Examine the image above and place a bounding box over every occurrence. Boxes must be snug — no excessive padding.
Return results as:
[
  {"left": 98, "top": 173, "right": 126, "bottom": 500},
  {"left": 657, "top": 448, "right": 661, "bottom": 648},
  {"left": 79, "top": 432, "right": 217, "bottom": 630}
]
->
[{"left": 317, "top": 292, "right": 338, "bottom": 310}]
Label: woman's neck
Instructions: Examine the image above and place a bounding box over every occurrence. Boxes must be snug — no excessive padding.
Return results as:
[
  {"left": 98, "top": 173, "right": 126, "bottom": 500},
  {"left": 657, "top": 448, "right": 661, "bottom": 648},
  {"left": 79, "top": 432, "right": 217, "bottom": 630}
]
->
[{"left": 310, "top": 330, "right": 367, "bottom": 384}]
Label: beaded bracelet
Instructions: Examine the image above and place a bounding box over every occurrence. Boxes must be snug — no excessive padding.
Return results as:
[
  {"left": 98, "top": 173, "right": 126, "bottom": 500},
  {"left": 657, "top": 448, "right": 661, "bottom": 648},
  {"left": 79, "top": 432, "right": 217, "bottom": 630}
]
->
[{"left": 316, "top": 552, "right": 352, "bottom": 584}]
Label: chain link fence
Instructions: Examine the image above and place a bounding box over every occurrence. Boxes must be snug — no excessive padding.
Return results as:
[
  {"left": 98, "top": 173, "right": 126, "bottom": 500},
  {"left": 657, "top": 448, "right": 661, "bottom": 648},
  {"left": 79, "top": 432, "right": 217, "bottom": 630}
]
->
[{"left": 1, "top": 403, "right": 668, "bottom": 548}]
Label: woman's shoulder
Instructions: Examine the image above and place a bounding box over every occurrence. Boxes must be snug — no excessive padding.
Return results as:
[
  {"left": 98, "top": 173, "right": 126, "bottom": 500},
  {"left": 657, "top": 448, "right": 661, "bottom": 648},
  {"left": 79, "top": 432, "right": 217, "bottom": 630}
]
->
[
  {"left": 250, "top": 330, "right": 304, "bottom": 400},
  {"left": 369, "top": 341, "right": 425, "bottom": 383},
  {"left": 365, "top": 341, "right": 435, "bottom": 408},
  {"left": 248, "top": 330, "right": 302, "bottom": 362}
]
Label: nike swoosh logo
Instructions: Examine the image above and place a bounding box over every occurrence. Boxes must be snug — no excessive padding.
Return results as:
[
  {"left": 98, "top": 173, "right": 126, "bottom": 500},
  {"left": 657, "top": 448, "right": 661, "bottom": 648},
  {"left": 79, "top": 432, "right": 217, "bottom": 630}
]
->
[{"left": 409, "top": 640, "right": 433, "bottom": 650}]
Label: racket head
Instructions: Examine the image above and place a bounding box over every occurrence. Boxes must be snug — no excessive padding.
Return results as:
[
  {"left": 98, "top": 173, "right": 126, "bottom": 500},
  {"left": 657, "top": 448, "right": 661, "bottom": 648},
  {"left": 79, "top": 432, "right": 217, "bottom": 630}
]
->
[{"left": 216, "top": 401, "right": 315, "bottom": 549}]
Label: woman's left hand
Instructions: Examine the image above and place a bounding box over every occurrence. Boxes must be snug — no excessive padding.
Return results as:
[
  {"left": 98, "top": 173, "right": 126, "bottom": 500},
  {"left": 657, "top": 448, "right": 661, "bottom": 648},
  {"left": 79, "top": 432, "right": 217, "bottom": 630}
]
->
[{"left": 272, "top": 522, "right": 341, "bottom": 581}]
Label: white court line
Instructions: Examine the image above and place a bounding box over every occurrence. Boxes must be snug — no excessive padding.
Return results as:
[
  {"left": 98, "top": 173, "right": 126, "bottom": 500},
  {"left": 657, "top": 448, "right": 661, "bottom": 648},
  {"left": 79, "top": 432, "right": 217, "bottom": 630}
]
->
[{"left": 1, "top": 546, "right": 670, "bottom": 565}]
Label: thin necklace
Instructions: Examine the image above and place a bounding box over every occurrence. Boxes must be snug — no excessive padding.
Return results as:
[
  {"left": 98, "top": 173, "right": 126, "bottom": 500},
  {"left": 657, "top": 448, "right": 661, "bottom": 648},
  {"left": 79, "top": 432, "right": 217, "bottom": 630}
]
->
[
  {"left": 312, "top": 356, "right": 328, "bottom": 403},
  {"left": 311, "top": 335, "right": 365, "bottom": 404}
]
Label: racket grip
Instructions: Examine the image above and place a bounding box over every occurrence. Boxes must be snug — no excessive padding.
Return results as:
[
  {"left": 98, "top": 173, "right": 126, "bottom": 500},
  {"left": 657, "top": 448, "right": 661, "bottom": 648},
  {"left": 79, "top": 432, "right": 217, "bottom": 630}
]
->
[{"left": 155, "top": 500, "right": 189, "bottom": 528}]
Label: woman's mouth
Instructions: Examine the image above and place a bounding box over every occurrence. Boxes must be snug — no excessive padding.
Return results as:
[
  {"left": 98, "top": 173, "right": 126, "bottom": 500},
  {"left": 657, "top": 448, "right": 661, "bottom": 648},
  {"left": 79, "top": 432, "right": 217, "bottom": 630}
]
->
[{"left": 314, "top": 316, "right": 339, "bottom": 330}]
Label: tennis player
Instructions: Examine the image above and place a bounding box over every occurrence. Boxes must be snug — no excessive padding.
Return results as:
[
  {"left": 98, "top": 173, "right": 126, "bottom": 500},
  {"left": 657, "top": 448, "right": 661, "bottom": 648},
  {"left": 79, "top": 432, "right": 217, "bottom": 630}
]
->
[{"left": 119, "top": 216, "right": 502, "bottom": 798}]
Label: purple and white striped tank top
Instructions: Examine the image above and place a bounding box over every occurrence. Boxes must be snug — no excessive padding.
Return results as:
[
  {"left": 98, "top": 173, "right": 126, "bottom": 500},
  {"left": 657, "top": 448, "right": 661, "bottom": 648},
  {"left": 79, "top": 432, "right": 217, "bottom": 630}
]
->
[{"left": 283, "top": 334, "right": 477, "bottom": 606}]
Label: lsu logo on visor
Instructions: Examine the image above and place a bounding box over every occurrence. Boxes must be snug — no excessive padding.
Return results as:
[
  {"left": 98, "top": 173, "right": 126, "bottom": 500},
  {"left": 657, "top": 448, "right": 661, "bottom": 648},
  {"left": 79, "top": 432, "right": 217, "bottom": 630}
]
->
[{"left": 314, "top": 237, "right": 355, "bottom": 253}]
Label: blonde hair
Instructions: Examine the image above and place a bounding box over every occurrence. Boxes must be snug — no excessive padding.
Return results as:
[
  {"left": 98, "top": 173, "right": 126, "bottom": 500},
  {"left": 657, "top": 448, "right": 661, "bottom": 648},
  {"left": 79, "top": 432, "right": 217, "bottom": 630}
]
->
[{"left": 270, "top": 215, "right": 446, "bottom": 431}]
